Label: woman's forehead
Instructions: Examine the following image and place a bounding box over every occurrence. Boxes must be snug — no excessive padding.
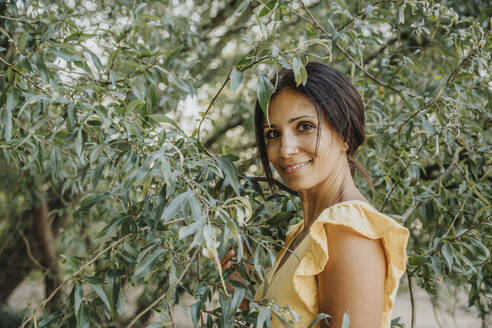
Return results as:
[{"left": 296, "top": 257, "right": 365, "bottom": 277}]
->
[{"left": 268, "top": 88, "right": 317, "bottom": 120}]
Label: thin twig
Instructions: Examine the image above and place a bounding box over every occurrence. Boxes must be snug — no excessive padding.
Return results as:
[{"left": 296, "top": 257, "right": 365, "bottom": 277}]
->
[
  {"left": 20, "top": 231, "right": 45, "bottom": 271},
  {"left": 197, "top": 55, "right": 272, "bottom": 156},
  {"left": 18, "top": 220, "right": 189, "bottom": 328},
  {"left": 399, "top": 146, "right": 462, "bottom": 221},
  {"left": 0, "top": 26, "right": 19, "bottom": 54},
  {"left": 0, "top": 56, "right": 49, "bottom": 95},
  {"left": 166, "top": 302, "right": 177, "bottom": 328},
  {"left": 407, "top": 272, "right": 416, "bottom": 328},
  {"left": 380, "top": 131, "right": 439, "bottom": 212},
  {"left": 117, "top": 57, "right": 160, "bottom": 83},
  {"left": 197, "top": 67, "right": 233, "bottom": 157},
  {"left": 443, "top": 199, "right": 467, "bottom": 238},
  {"left": 395, "top": 97, "right": 438, "bottom": 134},
  {"left": 20, "top": 231, "right": 138, "bottom": 328},
  {"left": 126, "top": 247, "right": 201, "bottom": 328},
  {"left": 336, "top": 0, "right": 400, "bottom": 32},
  {"left": 396, "top": 40, "right": 485, "bottom": 133},
  {"left": 0, "top": 14, "right": 40, "bottom": 24},
  {"left": 197, "top": 252, "right": 205, "bottom": 328},
  {"left": 408, "top": 213, "right": 491, "bottom": 276},
  {"left": 446, "top": 47, "right": 479, "bottom": 87},
  {"left": 296, "top": 0, "right": 413, "bottom": 96},
  {"left": 245, "top": 176, "right": 298, "bottom": 196}
]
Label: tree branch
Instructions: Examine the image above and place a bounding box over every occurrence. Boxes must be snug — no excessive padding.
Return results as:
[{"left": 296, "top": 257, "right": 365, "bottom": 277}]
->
[
  {"left": 245, "top": 176, "right": 299, "bottom": 196},
  {"left": 32, "top": 200, "right": 61, "bottom": 308},
  {"left": 380, "top": 131, "right": 439, "bottom": 212},
  {"left": 0, "top": 14, "right": 40, "bottom": 25},
  {"left": 407, "top": 272, "right": 416, "bottom": 328},
  {"left": 296, "top": 0, "right": 415, "bottom": 96},
  {"left": 204, "top": 117, "right": 245, "bottom": 148},
  {"left": 18, "top": 219, "right": 190, "bottom": 328},
  {"left": 0, "top": 56, "right": 49, "bottom": 94},
  {"left": 197, "top": 55, "right": 272, "bottom": 155},
  {"left": 400, "top": 146, "right": 462, "bottom": 221},
  {"left": 446, "top": 46, "right": 479, "bottom": 86},
  {"left": 126, "top": 247, "right": 200, "bottom": 328}
]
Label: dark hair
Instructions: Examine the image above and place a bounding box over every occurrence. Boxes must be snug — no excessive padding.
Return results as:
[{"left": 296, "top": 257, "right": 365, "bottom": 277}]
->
[{"left": 254, "top": 61, "right": 372, "bottom": 188}]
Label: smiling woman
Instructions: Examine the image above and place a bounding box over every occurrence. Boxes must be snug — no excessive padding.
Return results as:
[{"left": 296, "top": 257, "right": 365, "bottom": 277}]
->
[{"left": 252, "top": 62, "right": 409, "bottom": 328}]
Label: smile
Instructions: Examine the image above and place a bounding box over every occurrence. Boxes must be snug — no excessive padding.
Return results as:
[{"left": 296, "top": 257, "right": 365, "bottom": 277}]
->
[{"left": 283, "top": 160, "right": 312, "bottom": 173}]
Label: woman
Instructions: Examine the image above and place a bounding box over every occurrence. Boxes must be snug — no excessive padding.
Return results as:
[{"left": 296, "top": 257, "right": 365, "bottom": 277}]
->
[{"left": 251, "top": 62, "right": 409, "bottom": 328}]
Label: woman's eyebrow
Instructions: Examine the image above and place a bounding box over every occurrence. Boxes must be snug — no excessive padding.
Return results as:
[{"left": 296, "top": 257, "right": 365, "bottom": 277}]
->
[{"left": 263, "top": 115, "right": 316, "bottom": 128}]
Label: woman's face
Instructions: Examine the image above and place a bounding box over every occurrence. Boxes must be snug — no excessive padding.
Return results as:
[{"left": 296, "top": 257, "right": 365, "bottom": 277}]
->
[{"left": 264, "top": 88, "right": 348, "bottom": 192}]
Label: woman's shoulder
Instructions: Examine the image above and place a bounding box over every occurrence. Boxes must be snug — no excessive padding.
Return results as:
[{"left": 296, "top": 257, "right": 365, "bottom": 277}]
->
[{"left": 313, "top": 199, "right": 408, "bottom": 238}]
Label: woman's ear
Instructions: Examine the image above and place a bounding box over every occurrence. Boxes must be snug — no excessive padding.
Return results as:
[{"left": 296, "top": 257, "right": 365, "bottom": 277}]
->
[{"left": 343, "top": 142, "right": 349, "bottom": 152}]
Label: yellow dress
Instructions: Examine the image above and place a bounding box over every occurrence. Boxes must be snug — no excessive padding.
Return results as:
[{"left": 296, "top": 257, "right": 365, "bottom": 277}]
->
[{"left": 254, "top": 200, "right": 409, "bottom": 328}]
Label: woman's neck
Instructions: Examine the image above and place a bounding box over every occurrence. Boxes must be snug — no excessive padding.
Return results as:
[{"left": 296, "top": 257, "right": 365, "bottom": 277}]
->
[{"left": 298, "top": 163, "right": 357, "bottom": 231}]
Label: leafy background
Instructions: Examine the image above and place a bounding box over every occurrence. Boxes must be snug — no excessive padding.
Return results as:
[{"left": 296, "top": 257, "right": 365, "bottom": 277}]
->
[{"left": 0, "top": 0, "right": 490, "bottom": 327}]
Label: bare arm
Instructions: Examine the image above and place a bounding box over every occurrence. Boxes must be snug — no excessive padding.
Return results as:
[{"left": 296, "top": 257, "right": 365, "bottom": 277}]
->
[{"left": 318, "top": 224, "right": 387, "bottom": 328}]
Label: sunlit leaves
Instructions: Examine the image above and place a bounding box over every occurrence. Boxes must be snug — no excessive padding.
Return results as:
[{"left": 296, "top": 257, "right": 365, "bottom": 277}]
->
[
  {"left": 257, "top": 72, "right": 275, "bottom": 123},
  {"left": 230, "top": 68, "right": 244, "bottom": 93},
  {"left": 292, "top": 57, "right": 308, "bottom": 86}
]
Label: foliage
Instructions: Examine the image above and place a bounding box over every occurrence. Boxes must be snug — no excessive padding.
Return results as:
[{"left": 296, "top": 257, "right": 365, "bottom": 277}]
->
[{"left": 0, "top": 0, "right": 490, "bottom": 327}]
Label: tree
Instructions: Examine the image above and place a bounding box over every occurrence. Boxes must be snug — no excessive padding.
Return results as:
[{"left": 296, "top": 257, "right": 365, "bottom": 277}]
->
[{"left": 0, "top": 0, "right": 490, "bottom": 327}]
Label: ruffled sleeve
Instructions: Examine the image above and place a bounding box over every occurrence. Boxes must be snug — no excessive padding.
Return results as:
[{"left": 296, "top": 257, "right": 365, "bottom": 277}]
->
[{"left": 292, "top": 200, "right": 409, "bottom": 319}]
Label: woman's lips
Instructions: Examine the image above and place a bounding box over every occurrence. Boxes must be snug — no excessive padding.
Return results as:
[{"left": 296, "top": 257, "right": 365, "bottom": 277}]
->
[{"left": 282, "top": 160, "right": 312, "bottom": 173}]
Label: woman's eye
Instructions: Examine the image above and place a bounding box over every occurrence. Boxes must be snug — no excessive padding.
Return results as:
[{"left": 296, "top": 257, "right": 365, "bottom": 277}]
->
[
  {"left": 299, "top": 122, "right": 314, "bottom": 132},
  {"left": 265, "top": 130, "right": 279, "bottom": 139}
]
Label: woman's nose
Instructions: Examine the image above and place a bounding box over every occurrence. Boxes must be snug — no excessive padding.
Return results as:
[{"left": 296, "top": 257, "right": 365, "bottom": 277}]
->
[{"left": 280, "top": 133, "right": 299, "bottom": 158}]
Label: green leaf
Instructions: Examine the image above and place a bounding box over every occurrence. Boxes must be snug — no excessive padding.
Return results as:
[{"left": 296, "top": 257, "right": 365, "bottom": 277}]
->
[
  {"left": 253, "top": 245, "right": 263, "bottom": 280},
  {"left": 6, "top": 89, "right": 18, "bottom": 112},
  {"left": 89, "top": 282, "right": 112, "bottom": 313},
  {"left": 217, "top": 156, "right": 240, "bottom": 195},
  {"left": 272, "top": 46, "right": 279, "bottom": 58},
  {"left": 161, "top": 190, "right": 194, "bottom": 222},
  {"left": 77, "top": 302, "right": 90, "bottom": 328},
  {"left": 230, "top": 68, "right": 243, "bottom": 93},
  {"left": 18, "top": 32, "right": 27, "bottom": 53},
  {"left": 257, "top": 72, "right": 275, "bottom": 123},
  {"left": 273, "top": 312, "right": 296, "bottom": 328},
  {"left": 293, "top": 57, "right": 308, "bottom": 86},
  {"left": 38, "top": 313, "right": 63, "bottom": 328},
  {"left": 179, "top": 216, "right": 205, "bottom": 240},
  {"left": 229, "top": 288, "right": 245, "bottom": 316},
  {"left": 6, "top": 67, "right": 14, "bottom": 84},
  {"left": 257, "top": 306, "right": 271, "bottom": 328},
  {"left": 259, "top": 0, "right": 277, "bottom": 17},
  {"left": 97, "top": 215, "right": 128, "bottom": 238},
  {"left": 149, "top": 114, "right": 182, "bottom": 131},
  {"left": 308, "top": 313, "right": 331, "bottom": 328},
  {"left": 441, "top": 243, "right": 453, "bottom": 271},
  {"left": 75, "top": 128, "right": 84, "bottom": 157},
  {"left": 399, "top": 3, "right": 406, "bottom": 24},
  {"left": 132, "top": 248, "right": 166, "bottom": 281},
  {"left": 74, "top": 283, "right": 83, "bottom": 316},
  {"left": 52, "top": 48, "right": 84, "bottom": 62},
  {"left": 191, "top": 301, "right": 200, "bottom": 328},
  {"left": 146, "top": 324, "right": 164, "bottom": 328},
  {"left": 471, "top": 184, "right": 490, "bottom": 206},
  {"left": 3, "top": 102, "right": 12, "bottom": 142},
  {"left": 235, "top": 0, "right": 251, "bottom": 15},
  {"left": 106, "top": 270, "right": 121, "bottom": 315},
  {"left": 87, "top": 49, "right": 103, "bottom": 71},
  {"left": 62, "top": 255, "right": 84, "bottom": 271},
  {"left": 93, "top": 158, "right": 106, "bottom": 189},
  {"left": 341, "top": 312, "right": 350, "bottom": 328}
]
